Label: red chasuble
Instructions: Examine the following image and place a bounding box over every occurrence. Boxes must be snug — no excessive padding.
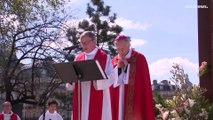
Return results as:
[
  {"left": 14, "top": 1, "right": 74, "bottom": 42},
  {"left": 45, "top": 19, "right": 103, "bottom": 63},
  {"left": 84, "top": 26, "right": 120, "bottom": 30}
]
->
[
  {"left": 72, "top": 49, "right": 107, "bottom": 120},
  {"left": 112, "top": 50, "right": 155, "bottom": 120},
  {"left": 0, "top": 113, "right": 18, "bottom": 120}
]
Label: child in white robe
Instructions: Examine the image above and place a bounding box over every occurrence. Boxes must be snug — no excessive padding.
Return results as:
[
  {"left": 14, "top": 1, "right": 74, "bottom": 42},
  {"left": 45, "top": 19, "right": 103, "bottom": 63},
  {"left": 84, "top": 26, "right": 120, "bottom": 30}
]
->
[{"left": 39, "top": 100, "right": 63, "bottom": 120}]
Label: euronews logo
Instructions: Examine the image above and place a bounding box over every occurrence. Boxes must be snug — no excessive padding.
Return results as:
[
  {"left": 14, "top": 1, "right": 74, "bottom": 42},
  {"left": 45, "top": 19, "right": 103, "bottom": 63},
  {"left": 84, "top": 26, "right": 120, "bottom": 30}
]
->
[{"left": 185, "top": 5, "right": 208, "bottom": 9}]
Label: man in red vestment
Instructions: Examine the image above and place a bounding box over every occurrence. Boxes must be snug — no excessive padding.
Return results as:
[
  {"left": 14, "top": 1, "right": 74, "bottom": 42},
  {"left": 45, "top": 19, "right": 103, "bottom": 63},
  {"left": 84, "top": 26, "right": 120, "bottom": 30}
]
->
[
  {"left": 0, "top": 101, "right": 21, "bottom": 120},
  {"left": 71, "top": 31, "right": 116, "bottom": 120},
  {"left": 112, "top": 35, "right": 155, "bottom": 120}
]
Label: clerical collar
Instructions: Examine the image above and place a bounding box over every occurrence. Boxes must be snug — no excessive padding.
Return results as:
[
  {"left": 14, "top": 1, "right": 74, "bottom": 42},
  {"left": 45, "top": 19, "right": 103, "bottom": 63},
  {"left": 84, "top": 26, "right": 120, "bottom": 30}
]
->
[
  {"left": 84, "top": 47, "right": 98, "bottom": 56},
  {"left": 47, "top": 110, "right": 57, "bottom": 114},
  {"left": 125, "top": 48, "right": 133, "bottom": 59},
  {"left": 2, "top": 111, "right": 13, "bottom": 115}
]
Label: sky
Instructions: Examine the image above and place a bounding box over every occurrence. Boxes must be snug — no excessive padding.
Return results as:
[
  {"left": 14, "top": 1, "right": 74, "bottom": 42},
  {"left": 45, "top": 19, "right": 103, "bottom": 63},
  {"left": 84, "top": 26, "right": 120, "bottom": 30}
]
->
[{"left": 66, "top": 0, "right": 200, "bottom": 85}]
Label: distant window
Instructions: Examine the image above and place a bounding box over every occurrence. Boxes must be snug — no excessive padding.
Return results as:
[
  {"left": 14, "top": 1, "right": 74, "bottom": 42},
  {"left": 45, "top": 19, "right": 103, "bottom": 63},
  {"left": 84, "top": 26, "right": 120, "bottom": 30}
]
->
[
  {"left": 160, "top": 85, "right": 163, "bottom": 90},
  {"left": 165, "top": 86, "right": 170, "bottom": 91},
  {"left": 40, "top": 70, "right": 47, "bottom": 77}
]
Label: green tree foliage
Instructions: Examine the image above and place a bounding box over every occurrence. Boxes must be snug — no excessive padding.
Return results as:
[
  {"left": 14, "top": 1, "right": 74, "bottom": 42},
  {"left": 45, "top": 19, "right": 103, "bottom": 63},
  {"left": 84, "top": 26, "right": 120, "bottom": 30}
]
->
[
  {"left": 0, "top": 0, "right": 72, "bottom": 106},
  {"left": 66, "top": 0, "right": 123, "bottom": 57}
]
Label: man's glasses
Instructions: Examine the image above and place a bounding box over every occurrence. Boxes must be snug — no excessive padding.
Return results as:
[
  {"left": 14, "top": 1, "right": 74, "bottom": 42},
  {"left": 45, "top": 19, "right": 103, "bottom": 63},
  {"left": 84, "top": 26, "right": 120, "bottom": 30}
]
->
[{"left": 79, "top": 39, "right": 93, "bottom": 45}]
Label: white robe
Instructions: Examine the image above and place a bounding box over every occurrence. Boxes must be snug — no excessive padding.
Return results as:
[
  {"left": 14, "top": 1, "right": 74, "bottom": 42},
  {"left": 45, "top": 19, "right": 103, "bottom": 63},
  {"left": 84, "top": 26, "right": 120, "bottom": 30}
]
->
[
  {"left": 67, "top": 47, "right": 116, "bottom": 120},
  {"left": 38, "top": 111, "right": 63, "bottom": 120}
]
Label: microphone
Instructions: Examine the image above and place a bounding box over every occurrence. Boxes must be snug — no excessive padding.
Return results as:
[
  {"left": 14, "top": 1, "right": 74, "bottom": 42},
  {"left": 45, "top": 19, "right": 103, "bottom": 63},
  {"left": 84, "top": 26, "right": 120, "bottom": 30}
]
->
[{"left": 63, "top": 44, "right": 80, "bottom": 51}]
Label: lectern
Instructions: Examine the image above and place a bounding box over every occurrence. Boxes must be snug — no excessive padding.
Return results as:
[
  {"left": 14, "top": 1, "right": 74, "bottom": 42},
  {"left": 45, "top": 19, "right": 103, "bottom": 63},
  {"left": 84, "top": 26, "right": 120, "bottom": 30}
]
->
[{"left": 53, "top": 60, "right": 107, "bottom": 120}]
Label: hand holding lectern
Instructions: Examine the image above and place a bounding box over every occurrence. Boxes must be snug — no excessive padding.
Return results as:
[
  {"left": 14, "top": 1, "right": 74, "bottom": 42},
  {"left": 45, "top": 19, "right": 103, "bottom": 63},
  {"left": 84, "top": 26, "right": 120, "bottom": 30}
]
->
[{"left": 53, "top": 60, "right": 108, "bottom": 83}]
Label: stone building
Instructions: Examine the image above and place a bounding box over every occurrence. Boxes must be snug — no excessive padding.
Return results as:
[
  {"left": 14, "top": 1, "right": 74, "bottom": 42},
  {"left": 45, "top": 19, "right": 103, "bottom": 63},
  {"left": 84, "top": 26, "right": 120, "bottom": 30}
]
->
[{"left": 152, "top": 80, "right": 176, "bottom": 99}]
